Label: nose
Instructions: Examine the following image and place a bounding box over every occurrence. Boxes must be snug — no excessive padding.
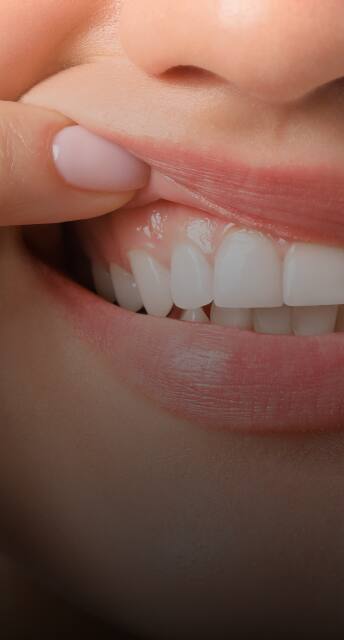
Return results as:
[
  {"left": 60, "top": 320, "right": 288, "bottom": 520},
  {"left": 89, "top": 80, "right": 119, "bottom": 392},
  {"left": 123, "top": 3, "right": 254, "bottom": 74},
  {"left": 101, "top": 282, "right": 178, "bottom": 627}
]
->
[{"left": 120, "top": 0, "right": 344, "bottom": 103}]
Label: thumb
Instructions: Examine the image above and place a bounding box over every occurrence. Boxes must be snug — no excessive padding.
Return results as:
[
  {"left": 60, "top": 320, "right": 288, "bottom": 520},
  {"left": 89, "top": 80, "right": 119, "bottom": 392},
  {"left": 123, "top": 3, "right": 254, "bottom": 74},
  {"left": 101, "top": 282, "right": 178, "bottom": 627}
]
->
[{"left": 0, "top": 101, "right": 150, "bottom": 227}]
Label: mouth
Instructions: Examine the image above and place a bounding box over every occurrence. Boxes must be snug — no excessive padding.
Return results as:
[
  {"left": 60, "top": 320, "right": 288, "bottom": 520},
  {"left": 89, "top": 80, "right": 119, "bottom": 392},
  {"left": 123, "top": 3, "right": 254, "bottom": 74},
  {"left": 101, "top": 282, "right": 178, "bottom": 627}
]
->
[{"left": 22, "top": 134, "right": 344, "bottom": 435}]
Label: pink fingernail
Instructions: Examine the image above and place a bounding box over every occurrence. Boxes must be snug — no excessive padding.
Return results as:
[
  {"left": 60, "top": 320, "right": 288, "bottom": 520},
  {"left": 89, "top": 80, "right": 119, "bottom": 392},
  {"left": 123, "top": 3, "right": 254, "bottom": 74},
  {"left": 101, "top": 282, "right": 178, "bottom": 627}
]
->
[{"left": 52, "top": 126, "right": 150, "bottom": 192}]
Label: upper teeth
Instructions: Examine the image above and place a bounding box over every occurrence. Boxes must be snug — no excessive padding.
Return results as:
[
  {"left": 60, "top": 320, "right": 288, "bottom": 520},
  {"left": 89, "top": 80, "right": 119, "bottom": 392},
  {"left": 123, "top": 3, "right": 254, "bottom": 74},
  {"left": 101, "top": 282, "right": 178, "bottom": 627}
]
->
[
  {"left": 91, "top": 227, "right": 344, "bottom": 334},
  {"left": 214, "top": 230, "right": 283, "bottom": 308},
  {"left": 91, "top": 261, "right": 116, "bottom": 304},
  {"left": 110, "top": 263, "right": 143, "bottom": 312},
  {"left": 283, "top": 242, "right": 344, "bottom": 306},
  {"left": 171, "top": 242, "right": 213, "bottom": 309},
  {"left": 128, "top": 249, "right": 173, "bottom": 317}
]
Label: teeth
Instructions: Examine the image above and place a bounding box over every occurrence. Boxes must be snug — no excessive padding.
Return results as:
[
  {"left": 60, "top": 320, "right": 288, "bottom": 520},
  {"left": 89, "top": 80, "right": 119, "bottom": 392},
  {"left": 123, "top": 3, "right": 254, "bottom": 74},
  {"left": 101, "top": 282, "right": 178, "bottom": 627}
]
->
[
  {"left": 128, "top": 250, "right": 173, "bottom": 317},
  {"left": 110, "top": 264, "right": 143, "bottom": 312},
  {"left": 292, "top": 306, "right": 338, "bottom": 336},
  {"left": 253, "top": 306, "right": 292, "bottom": 335},
  {"left": 180, "top": 308, "right": 209, "bottom": 323},
  {"left": 210, "top": 305, "right": 252, "bottom": 329},
  {"left": 284, "top": 243, "right": 344, "bottom": 306},
  {"left": 96, "top": 228, "right": 344, "bottom": 335},
  {"left": 214, "top": 230, "right": 283, "bottom": 308},
  {"left": 171, "top": 243, "right": 213, "bottom": 309},
  {"left": 92, "top": 262, "right": 116, "bottom": 303}
]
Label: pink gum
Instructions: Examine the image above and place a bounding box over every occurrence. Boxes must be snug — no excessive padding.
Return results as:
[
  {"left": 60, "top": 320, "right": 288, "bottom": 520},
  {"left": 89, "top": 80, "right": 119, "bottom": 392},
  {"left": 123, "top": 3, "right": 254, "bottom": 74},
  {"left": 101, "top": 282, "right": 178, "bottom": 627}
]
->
[{"left": 76, "top": 201, "right": 289, "bottom": 272}]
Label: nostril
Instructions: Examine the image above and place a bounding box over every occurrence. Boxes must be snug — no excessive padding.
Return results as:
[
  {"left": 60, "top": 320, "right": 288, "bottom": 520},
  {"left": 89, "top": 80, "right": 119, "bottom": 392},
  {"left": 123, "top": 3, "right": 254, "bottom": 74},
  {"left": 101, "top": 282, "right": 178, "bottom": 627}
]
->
[{"left": 160, "top": 65, "right": 220, "bottom": 87}]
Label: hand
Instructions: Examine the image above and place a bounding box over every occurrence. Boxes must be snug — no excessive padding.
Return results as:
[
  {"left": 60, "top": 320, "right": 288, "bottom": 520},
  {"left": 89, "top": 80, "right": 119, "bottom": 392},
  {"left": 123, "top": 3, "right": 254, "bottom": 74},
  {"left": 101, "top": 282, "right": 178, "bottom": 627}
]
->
[{"left": 0, "top": 101, "right": 149, "bottom": 227}]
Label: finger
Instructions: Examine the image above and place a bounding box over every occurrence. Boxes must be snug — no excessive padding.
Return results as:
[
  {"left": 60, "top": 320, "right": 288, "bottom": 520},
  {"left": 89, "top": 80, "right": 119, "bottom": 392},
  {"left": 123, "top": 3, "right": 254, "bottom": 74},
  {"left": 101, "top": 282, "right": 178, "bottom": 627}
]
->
[{"left": 0, "top": 101, "right": 150, "bottom": 226}]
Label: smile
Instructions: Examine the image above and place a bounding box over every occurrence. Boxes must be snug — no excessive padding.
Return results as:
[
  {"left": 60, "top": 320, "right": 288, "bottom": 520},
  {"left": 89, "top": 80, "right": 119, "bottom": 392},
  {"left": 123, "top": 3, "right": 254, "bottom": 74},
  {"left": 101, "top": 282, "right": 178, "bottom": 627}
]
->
[
  {"left": 24, "top": 137, "right": 344, "bottom": 436},
  {"left": 81, "top": 198, "right": 344, "bottom": 336}
]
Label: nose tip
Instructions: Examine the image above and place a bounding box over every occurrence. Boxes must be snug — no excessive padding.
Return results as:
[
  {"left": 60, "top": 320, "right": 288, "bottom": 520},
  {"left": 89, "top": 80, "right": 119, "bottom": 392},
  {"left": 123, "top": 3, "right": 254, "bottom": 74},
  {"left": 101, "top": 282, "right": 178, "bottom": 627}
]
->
[{"left": 120, "top": 0, "right": 344, "bottom": 104}]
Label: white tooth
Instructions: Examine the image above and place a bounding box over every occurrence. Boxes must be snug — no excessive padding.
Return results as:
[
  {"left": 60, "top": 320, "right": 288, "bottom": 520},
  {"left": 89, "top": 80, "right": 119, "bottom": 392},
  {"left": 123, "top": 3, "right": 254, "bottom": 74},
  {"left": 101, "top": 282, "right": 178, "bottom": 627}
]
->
[
  {"left": 92, "top": 262, "right": 116, "bottom": 303},
  {"left": 284, "top": 243, "right": 344, "bottom": 306},
  {"left": 171, "top": 243, "right": 213, "bottom": 309},
  {"left": 292, "top": 306, "right": 338, "bottom": 336},
  {"left": 253, "top": 306, "right": 292, "bottom": 335},
  {"left": 180, "top": 308, "right": 209, "bottom": 323},
  {"left": 128, "top": 250, "right": 173, "bottom": 317},
  {"left": 110, "top": 264, "right": 143, "bottom": 312},
  {"left": 336, "top": 306, "right": 344, "bottom": 332},
  {"left": 210, "top": 304, "right": 252, "bottom": 329},
  {"left": 214, "top": 230, "right": 283, "bottom": 308}
]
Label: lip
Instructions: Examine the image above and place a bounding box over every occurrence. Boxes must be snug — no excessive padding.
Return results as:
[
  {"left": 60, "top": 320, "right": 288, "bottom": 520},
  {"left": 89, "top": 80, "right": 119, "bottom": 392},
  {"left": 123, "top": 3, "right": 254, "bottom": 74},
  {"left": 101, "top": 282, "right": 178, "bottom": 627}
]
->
[
  {"left": 115, "top": 136, "right": 344, "bottom": 246},
  {"left": 23, "top": 60, "right": 344, "bottom": 246},
  {"left": 30, "top": 247, "right": 344, "bottom": 435}
]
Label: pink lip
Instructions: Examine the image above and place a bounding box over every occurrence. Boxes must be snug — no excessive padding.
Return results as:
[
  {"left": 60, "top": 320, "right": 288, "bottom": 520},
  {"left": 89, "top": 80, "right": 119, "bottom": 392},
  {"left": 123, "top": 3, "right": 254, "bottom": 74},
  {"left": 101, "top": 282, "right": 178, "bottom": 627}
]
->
[
  {"left": 112, "top": 135, "right": 344, "bottom": 245},
  {"left": 35, "top": 257, "right": 344, "bottom": 435}
]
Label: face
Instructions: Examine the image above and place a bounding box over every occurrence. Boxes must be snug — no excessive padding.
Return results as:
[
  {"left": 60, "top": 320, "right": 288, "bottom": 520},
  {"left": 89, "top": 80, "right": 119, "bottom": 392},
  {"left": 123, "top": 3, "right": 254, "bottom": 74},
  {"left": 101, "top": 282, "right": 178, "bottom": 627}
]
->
[{"left": 2, "top": 2, "right": 344, "bottom": 637}]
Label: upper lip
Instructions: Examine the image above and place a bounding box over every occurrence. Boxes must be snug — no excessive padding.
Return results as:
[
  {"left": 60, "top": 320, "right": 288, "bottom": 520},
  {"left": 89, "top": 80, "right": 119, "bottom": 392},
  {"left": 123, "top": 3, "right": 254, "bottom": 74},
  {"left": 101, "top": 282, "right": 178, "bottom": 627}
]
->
[
  {"left": 118, "top": 136, "right": 344, "bottom": 245},
  {"left": 22, "top": 61, "right": 344, "bottom": 245}
]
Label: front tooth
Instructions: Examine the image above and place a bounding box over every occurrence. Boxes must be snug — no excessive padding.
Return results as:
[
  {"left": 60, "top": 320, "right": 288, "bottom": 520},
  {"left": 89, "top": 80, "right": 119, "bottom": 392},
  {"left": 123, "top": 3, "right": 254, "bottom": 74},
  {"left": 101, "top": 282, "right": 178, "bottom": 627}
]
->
[
  {"left": 180, "top": 308, "right": 209, "bottom": 323},
  {"left": 128, "top": 250, "right": 173, "bottom": 317},
  {"left": 92, "top": 262, "right": 116, "bottom": 303},
  {"left": 292, "top": 306, "right": 338, "bottom": 336},
  {"left": 253, "top": 306, "right": 292, "bottom": 335},
  {"left": 110, "top": 264, "right": 143, "bottom": 311},
  {"left": 210, "top": 305, "right": 252, "bottom": 329},
  {"left": 284, "top": 243, "right": 344, "bottom": 306},
  {"left": 171, "top": 243, "right": 213, "bottom": 309},
  {"left": 214, "top": 230, "right": 283, "bottom": 308}
]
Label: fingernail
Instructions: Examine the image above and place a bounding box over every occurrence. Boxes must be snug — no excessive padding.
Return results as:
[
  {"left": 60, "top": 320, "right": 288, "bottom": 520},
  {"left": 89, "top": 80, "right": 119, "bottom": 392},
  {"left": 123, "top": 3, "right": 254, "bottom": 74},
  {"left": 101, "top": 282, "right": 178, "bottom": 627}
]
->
[{"left": 52, "top": 125, "right": 150, "bottom": 192}]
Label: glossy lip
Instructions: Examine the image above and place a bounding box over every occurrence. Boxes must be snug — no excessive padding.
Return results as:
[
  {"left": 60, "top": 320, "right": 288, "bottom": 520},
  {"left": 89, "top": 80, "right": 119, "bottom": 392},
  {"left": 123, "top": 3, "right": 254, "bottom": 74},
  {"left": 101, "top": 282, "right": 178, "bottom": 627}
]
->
[
  {"left": 31, "top": 248, "right": 344, "bottom": 435},
  {"left": 110, "top": 134, "right": 344, "bottom": 246}
]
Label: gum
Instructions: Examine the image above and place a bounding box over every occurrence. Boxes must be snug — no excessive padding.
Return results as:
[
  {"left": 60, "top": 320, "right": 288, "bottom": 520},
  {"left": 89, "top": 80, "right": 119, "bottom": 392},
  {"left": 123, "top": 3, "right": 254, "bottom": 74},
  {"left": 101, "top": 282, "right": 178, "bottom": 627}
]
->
[{"left": 77, "top": 201, "right": 289, "bottom": 272}]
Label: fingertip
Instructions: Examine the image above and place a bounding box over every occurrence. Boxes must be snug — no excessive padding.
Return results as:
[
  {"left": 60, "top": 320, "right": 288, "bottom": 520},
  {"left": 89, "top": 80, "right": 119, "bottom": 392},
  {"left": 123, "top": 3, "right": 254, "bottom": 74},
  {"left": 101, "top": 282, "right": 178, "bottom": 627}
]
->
[{"left": 52, "top": 125, "right": 150, "bottom": 193}]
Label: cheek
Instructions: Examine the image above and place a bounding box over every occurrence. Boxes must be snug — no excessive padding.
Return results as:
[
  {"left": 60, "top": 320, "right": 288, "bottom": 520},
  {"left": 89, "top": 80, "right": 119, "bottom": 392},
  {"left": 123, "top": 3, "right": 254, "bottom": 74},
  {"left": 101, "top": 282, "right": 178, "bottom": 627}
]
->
[{"left": 0, "top": 0, "right": 106, "bottom": 99}]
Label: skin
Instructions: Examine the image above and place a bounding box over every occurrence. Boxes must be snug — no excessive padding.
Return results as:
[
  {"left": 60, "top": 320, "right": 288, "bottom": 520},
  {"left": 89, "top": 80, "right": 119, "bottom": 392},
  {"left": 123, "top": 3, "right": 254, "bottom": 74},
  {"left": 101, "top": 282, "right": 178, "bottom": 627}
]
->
[{"left": 1, "top": 1, "right": 344, "bottom": 637}]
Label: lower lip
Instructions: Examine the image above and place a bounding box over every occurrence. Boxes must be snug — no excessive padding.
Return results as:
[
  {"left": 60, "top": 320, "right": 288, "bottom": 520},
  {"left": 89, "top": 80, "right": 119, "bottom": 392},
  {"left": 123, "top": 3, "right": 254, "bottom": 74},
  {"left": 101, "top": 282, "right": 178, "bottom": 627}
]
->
[{"left": 32, "top": 252, "right": 344, "bottom": 435}]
